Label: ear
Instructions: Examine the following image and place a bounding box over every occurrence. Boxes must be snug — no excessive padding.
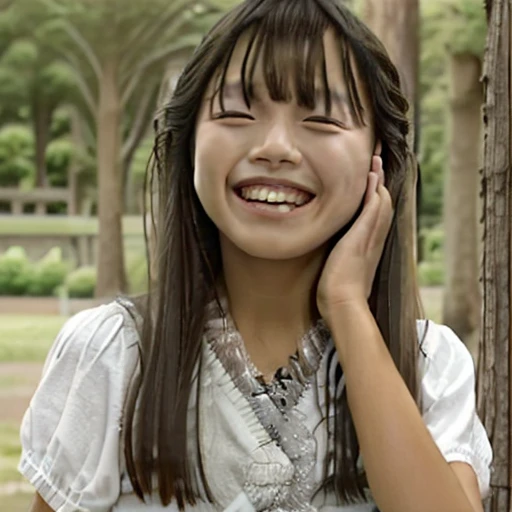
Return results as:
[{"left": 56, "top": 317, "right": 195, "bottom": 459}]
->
[{"left": 373, "top": 140, "right": 382, "bottom": 156}]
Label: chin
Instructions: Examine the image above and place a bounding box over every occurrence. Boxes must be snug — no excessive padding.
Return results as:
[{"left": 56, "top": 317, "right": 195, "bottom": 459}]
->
[{"left": 225, "top": 234, "right": 328, "bottom": 261}]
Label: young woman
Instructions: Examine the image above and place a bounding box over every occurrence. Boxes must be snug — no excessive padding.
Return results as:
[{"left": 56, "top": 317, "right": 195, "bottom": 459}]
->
[{"left": 21, "top": 1, "right": 492, "bottom": 511}]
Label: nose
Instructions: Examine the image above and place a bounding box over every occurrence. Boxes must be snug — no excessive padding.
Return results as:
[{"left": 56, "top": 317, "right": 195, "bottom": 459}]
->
[{"left": 248, "top": 120, "right": 302, "bottom": 169}]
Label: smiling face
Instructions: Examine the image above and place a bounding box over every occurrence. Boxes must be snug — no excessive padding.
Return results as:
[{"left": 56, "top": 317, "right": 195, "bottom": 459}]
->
[{"left": 194, "top": 28, "right": 378, "bottom": 261}]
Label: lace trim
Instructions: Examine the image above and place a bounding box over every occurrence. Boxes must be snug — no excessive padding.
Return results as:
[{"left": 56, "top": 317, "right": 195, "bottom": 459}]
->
[{"left": 204, "top": 299, "right": 330, "bottom": 511}]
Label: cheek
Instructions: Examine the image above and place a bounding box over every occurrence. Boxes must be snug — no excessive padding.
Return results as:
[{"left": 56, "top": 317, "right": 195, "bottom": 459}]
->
[
  {"left": 193, "top": 123, "right": 244, "bottom": 212},
  {"left": 319, "top": 149, "right": 371, "bottom": 198},
  {"left": 193, "top": 125, "right": 225, "bottom": 193}
]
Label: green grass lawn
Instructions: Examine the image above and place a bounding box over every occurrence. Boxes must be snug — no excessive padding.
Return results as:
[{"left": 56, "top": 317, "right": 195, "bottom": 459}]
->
[
  {"left": 0, "top": 315, "right": 65, "bottom": 363},
  {"left": 0, "top": 215, "right": 144, "bottom": 237},
  {"left": 0, "top": 424, "right": 22, "bottom": 484}
]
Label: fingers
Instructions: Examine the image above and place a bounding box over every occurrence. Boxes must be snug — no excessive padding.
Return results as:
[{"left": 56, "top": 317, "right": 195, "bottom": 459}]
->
[
  {"left": 364, "top": 155, "right": 385, "bottom": 206},
  {"left": 372, "top": 155, "right": 385, "bottom": 184},
  {"left": 358, "top": 158, "right": 392, "bottom": 244},
  {"left": 364, "top": 171, "right": 380, "bottom": 205},
  {"left": 372, "top": 184, "right": 393, "bottom": 249},
  {"left": 362, "top": 158, "right": 393, "bottom": 250}
]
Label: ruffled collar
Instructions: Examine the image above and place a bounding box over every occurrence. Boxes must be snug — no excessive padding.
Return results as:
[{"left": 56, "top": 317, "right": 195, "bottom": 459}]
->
[{"left": 202, "top": 296, "right": 331, "bottom": 511}]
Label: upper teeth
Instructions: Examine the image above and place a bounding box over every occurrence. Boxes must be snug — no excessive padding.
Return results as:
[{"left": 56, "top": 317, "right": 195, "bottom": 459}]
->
[{"left": 240, "top": 186, "right": 310, "bottom": 206}]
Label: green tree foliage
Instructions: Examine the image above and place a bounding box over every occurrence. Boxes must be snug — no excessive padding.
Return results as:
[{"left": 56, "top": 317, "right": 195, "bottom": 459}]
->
[
  {"left": 0, "top": 124, "right": 33, "bottom": 186},
  {"left": 26, "top": 0, "right": 234, "bottom": 295},
  {"left": 45, "top": 137, "right": 74, "bottom": 187},
  {"left": 0, "top": 1, "right": 78, "bottom": 185}
]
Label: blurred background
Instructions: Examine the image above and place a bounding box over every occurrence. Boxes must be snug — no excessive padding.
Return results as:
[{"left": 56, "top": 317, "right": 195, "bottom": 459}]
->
[{"left": 0, "top": 0, "right": 490, "bottom": 509}]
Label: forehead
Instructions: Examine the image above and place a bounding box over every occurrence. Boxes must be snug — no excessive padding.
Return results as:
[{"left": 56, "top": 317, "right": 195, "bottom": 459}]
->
[
  {"left": 224, "top": 29, "right": 350, "bottom": 93},
  {"left": 206, "top": 26, "right": 370, "bottom": 123}
]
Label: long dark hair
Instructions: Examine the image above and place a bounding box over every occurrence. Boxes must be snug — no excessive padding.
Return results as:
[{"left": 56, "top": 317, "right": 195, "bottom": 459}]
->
[{"left": 124, "top": 0, "right": 422, "bottom": 508}]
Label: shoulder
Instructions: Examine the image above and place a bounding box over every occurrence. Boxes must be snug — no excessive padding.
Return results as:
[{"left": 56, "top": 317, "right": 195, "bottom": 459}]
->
[
  {"left": 415, "top": 319, "right": 475, "bottom": 400},
  {"left": 19, "top": 300, "right": 143, "bottom": 511},
  {"left": 42, "top": 299, "right": 141, "bottom": 375},
  {"left": 414, "top": 320, "right": 492, "bottom": 497},
  {"left": 416, "top": 319, "right": 471, "bottom": 359}
]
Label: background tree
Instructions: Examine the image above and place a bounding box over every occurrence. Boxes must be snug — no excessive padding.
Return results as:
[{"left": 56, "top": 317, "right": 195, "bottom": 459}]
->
[
  {"left": 0, "top": 39, "right": 76, "bottom": 186},
  {"left": 362, "top": 0, "right": 420, "bottom": 286},
  {"left": 34, "top": 0, "right": 229, "bottom": 297},
  {"left": 476, "top": 0, "right": 512, "bottom": 509},
  {"left": 422, "top": 0, "right": 486, "bottom": 352},
  {"left": 363, "top": 0, "right": 419, "bottom": 137}
]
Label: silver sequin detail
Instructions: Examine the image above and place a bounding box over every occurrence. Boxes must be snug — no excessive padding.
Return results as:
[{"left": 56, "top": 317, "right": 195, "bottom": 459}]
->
[{"left": 204, "top": 299, "right": 330, "bottom": 512}]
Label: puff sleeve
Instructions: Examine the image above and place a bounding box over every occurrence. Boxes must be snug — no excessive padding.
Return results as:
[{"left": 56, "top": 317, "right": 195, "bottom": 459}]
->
[
  {"left": 18, "top": 302, "right": 141, "bottom": 512},
  {"left": 419, "top": 321, "right": 493, "bottom": 498}
]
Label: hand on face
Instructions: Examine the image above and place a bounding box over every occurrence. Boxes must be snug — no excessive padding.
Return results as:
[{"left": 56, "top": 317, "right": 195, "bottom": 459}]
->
[{"left": 316, "top": 155, "right": 393, "bottom": 328}]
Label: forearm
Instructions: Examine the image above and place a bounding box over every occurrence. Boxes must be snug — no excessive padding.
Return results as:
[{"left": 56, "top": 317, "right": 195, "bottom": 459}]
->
[{"left": 330, "top": 302, "right": 476, "bottom": 512}]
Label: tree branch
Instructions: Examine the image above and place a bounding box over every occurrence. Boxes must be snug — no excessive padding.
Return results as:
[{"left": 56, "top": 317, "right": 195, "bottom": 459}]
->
[
  {"left": 56, "top": 19, "right": 103, "bottom": 83},
  {"left": 120, "top": 33, "right": 200, "bottom": 107},
  {"left": 119, "top": 0, "right": 192, "bottom": 74},
  {"left": 58, "top": 50, "right": 97, "bottom": 119}
]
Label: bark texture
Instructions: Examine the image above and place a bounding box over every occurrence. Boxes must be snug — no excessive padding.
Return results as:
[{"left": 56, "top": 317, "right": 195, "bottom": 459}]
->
[{"left": 476, "top": 0, "right": 512, "bottom": 509}]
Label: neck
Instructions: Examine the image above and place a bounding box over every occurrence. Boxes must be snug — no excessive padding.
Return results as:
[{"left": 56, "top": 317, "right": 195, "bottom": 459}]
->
[{"left": 219, "top": 236, "right": 326, "bottom": 378}]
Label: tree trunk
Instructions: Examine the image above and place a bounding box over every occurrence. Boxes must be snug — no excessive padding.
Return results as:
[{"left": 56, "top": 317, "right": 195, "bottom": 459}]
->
[
  {"left": 363, "top": 0, "right": 420, "bottom": 259},
  {"left": 476, "top": 0, "right": 512, "bottom": 510},
  {"left": 442, "top": 54, "right": 483, "bottom": 354},
  {"left": 95, "top": 57, "right": 126, "bottom": 297},
  {"left": 68, "top": 106, "right": 83, "bottom": 216},
  {"left": 32, "top": 99, "right": 52, "bottom": 188},
  {"left": 363, "top": 0, "right": 419, "bottom": 115}
]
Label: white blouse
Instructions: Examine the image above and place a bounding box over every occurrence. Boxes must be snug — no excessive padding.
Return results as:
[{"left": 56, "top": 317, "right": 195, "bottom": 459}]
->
[{"left": 19, "top": 301, "right": 492, "bottom": 512}]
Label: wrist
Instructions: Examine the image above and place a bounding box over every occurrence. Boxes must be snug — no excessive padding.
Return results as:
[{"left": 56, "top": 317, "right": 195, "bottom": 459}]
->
[
  {"left": 322, "top": 297, "right": 371, "bottom": 329},
  {"left": 326, "top": 300, "right": 381, "bottom": 363}
]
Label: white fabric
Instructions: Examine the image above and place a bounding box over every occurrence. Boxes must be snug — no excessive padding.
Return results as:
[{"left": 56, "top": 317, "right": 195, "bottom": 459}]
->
[{"left": 19, "top": 303, "right": 492, "bottom": 512}]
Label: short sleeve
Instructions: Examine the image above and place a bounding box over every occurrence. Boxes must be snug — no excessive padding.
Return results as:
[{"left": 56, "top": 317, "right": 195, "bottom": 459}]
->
[
  {"left": 418, "top": 321, "right": 493, "bottom": 498},
  {"left": 18, "top": 301, "right": 141, "bottom": 512}
]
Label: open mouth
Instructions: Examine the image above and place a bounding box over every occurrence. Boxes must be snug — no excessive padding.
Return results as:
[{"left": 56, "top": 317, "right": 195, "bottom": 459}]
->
[{"left": 235, "top": 185, "right": 315, "bottom": 213}]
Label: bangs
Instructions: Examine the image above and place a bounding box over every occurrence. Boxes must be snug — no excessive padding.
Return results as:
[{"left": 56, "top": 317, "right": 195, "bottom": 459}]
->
[{"left": 210, "top": 0, "right": 365, "bottom": 125}]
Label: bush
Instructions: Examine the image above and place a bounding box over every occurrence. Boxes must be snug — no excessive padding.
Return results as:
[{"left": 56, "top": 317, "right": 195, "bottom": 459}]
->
[
  {"left": 66, "top": 266, "right": 96, "bottom": 298},
  {"left": 27, "top": 248, "right": 68, "bottom": 296},
  {"left": 0, "top": 246, "right": 32, "bottom": 295},
  {"left": 418, "top": 261, "right": 445, "bottom": 287},
  {"left": 127, "top": 253, "right": 148, "bottom": 294},
  {"left": 46, "top": 137, "right": 75, "bottom": 188},
  {"left": 0, "top": 124, "right": 34, "bottom": 187},
  {"left": 422, "top": 227, "right": 444, "bottom": 262}
]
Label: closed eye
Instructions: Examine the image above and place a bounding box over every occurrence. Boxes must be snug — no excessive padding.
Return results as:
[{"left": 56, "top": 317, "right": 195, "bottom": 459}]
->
[
  {"left": 212, "top": 110, "right": 255, "bottom": 121},
  {"left": 303, "top": 116, "right": 346, "bottom": 129}
]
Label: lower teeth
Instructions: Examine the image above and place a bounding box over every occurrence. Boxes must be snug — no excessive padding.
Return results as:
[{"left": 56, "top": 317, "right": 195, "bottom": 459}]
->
[{"left": 241, "top": 195, "right": 298, "bottom": 212}]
